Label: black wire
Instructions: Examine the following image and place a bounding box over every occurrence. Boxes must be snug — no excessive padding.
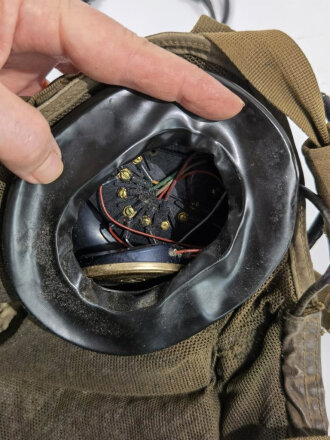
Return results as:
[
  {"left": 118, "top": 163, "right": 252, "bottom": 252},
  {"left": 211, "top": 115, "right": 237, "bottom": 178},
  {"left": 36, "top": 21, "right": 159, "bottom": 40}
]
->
[
  {"left": 200, "top": 0, "right": 216, "bottom": 19},
  {"left": 199, "top": 0, "right": 230, "bottom": 23},
  {"left": 294, "top": 267, "right": 330, "bottom": 317},
  {"left": 307, "top": 213, "right": 324, "bottom": 249},
  {"left": 307, "top": 93, "right": 330, "bottom": 248},
  {"left": 293, "top": 185, "right": 330, "bottom": 317},
  {"left": 83, "top": 0, "right": 230, "bottom": 24},
  {"left": 179, "top": 192, "right": 226, "bottom": 243},
  {"left": 221, "top": 0, "right": 230, "bottom": 24}
]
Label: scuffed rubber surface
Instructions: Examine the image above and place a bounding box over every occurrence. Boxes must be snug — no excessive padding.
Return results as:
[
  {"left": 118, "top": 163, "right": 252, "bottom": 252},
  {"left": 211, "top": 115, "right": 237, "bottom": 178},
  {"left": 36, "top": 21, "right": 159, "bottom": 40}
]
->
[{"left": 2, "top": 76, "right": 298, "bottom": 354}]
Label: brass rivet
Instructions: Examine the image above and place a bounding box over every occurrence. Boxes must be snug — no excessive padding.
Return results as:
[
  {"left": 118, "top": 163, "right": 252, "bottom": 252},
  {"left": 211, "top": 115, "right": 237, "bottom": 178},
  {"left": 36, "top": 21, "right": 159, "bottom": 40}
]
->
[
  {"left": 117, "top": 187, "right": 128, "bottom": 199},
  {"left": 190, "top": 201, "right": 200, "bottom": 211},
  {"left": 140, "top": 215, "right": 152, "bottom": 227},
  {"left": 132, "top": 156, "right": 143, "bottom": 165},
  {"left": 178, "top": 211, "right": 188, "bottom": 222},
  {"left": 160, "top": 220, "right": 170, "bottom": 231},
  {"left": 123, "top": 205, "right": 136, "bottom": 218},
  {"left": 118, "top": 168, "right": 132, "bottom": 181}
]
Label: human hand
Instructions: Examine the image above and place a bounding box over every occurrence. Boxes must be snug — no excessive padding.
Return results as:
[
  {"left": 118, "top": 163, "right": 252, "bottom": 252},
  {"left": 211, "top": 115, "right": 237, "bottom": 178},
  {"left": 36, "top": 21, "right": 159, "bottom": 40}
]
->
[{"left": 0, "top": 0, "right": 244, "bottom": 184}]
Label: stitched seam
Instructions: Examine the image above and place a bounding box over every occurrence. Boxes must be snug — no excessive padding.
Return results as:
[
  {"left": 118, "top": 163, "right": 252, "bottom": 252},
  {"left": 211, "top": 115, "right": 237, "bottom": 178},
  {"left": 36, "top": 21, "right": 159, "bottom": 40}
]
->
[
  {"left": 303, "top": 318, "right": 313, "bottom": 425},
  {"left": 37, "top": 76, "right": 85, "bottom": 112},
  {"left": 151, "top": 38, "right": 211, "bottom": 51},
  {"left": 300, "top": 205, "right": 314, "bottom": 284},
  {"left": 313, "top": 316, "right": 326, "bottom": 429},
  {"left": 290, "top": 239, "right": 301, "bottom": 296}
]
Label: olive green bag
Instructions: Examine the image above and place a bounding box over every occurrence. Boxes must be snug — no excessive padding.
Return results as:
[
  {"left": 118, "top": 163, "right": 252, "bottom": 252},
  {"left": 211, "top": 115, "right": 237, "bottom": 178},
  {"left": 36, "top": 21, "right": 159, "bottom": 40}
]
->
[{"left": 0, "top": 16, "right": 329, "bottom": 440}]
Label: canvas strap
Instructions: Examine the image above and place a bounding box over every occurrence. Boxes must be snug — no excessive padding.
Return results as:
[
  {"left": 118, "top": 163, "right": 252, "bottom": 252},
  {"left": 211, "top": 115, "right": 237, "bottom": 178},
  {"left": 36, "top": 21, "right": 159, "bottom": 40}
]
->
[
  {"left": 191, "top": 15, "right": 330, "bottom": 212},
  {"left": 190, "top": 17, "right": 330, "bottom": 329}
]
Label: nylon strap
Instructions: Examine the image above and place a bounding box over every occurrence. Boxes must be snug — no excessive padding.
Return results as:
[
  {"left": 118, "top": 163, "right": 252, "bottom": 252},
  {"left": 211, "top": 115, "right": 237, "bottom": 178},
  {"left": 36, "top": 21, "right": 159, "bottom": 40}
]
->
[
  {"left": 303, "top": 135, "right": 330, "bottom": 209},
  {"left": 286, "top": 437, "right": 330, "bottom": 439},
  {"left": 192, "top": 15, "right": 329, "bottom": 148},
  {"left": 28, "top": 73, "right": 99, "bottom": 126}
]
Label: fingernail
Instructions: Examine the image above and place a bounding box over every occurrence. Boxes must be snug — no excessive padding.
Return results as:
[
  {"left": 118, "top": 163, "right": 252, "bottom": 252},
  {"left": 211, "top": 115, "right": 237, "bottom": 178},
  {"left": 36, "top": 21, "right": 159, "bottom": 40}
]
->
[
  {"left": 50, "top": 138, "right": 62, "bottom": 159},
  {"left": 230, "top": 94, "right": 245, "bottom": 112},
  {"left": 238, "top": 98, "right": 245, "bottom": 108},
  {"left": 32, "top": 150, "right": 64, "bottom": 184},
  {"left": 222, "top": 95, "right": 246, "bottom": 119}
]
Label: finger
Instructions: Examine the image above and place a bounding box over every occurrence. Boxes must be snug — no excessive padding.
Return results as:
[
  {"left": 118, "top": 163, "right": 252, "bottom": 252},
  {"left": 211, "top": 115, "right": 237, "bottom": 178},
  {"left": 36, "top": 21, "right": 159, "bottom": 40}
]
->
[
  {"left": 17, "top": 80, "right": 44, "bottom": 96},
  {"left": 0, "top": 52, "right": 55, "bottom": 94},
  {"left": 56, "top": 61, "right": 79, "bottom": 75},
  {"left": 14, "top": 0, "right": 244, "bottom": 120},
  {"left": 0, "top": 0, "right": 20, "bottom": 68},
  {"left": 60, "top": 2, "right": 244, "bottom": 120},
  {"left": 0, "top": 82, "right": 63, "bottom": 183}
]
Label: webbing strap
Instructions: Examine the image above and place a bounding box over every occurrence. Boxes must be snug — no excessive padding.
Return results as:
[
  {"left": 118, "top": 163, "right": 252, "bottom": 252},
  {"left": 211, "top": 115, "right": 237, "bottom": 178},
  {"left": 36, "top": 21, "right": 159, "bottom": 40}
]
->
[
  {"left": 192, "top": 15, "right": 329, "bottom": 148},
  {"left": 303, "top": 128, "right": 330, "bottom": 209},
  {"left": 286, "top": 437, "right": 330, "bottom": 439},
  {"left": 29, "top": 74, "right": 99, "bottom": 126}
]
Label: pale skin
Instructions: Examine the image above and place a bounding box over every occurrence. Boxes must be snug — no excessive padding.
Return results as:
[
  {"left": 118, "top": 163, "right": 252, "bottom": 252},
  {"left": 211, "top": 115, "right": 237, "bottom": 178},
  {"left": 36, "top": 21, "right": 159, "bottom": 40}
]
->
[{"left": 0, "top": 0, "right": 244, "bottom": 184}]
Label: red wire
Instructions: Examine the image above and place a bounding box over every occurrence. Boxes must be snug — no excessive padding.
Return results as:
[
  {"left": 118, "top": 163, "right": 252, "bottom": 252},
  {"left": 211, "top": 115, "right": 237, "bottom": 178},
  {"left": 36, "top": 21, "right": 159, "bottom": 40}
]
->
[
  {"left": 164, "top": 153, "right": 196, "bottom": 201},
  {"left": 178, "top": 170, "right": 221, "bottom": 183},
  {"left": 99, "top": 186, "right": 198, "bottom": 247},
  {"left": 158, "top": 185, "right": 170, "bottom": 200},
  {"left": 174, "top": 249, "right": 201, "bottom": 255},
  {"left": 108, "top": 226, "right": 128, "bottom": 247}
]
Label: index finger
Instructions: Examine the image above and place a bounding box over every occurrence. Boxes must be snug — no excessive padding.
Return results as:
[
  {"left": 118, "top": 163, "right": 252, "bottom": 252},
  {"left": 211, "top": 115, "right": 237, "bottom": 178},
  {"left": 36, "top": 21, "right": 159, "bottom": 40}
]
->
[{"left": 15, "top": 0, "right": 244, "bottom": 120}]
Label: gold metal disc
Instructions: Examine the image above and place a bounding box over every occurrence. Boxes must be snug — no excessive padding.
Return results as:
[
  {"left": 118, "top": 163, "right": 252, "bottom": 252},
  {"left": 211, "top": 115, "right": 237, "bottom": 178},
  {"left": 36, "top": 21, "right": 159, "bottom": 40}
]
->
[{"left": 84, "top": 262, "right": 181, "bottom": 283}]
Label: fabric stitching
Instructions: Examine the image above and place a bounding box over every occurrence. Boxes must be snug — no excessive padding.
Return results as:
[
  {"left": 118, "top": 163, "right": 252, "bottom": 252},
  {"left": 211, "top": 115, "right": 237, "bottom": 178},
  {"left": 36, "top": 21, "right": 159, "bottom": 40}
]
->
[
  {"left": 313, "top": 316, "right": 326, "bottom": 430},
  {"left": 303, "top": 318, "right": 313, "bottom": 426}
]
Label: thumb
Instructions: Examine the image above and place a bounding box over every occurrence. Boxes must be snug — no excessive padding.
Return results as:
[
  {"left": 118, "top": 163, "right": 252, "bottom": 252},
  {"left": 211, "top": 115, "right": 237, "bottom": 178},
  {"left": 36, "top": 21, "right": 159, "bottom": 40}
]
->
[{"left": 0, "top": 82, "right": 63, "bottom": 184}]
